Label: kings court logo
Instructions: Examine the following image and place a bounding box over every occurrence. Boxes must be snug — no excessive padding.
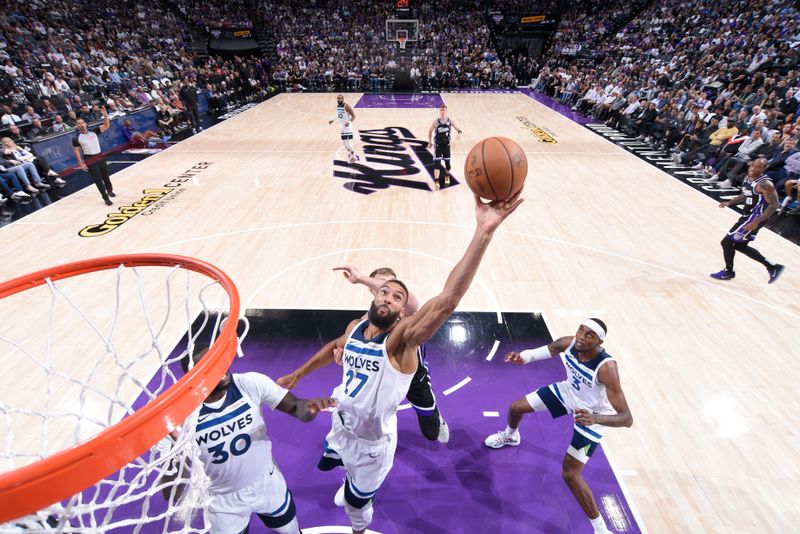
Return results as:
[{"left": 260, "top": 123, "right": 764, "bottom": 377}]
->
[{"left": 333, "top": 127, "right": 459, "bottom": 195}]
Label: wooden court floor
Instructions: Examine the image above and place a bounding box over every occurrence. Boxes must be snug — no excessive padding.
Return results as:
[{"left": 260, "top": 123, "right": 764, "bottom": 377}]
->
[{"left": 2, "top": 92, "right": 800, "bottom": 532}]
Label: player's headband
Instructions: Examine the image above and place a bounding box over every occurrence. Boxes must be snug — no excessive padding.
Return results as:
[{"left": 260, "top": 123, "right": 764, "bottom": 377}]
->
[{"left": 581, "top": 319, "right": 606, "bottom": 340}]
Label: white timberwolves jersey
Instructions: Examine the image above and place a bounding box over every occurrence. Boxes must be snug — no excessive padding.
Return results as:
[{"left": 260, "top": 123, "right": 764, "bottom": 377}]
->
[
  {"left": 558, "top": 340, "right": 615, "bottom": 416},
  {"left": 335, "top": 103, "right": 353, "bottom": 135},
  {"left": 194, "top": 373, "right": 288, "bottom": 493},
  {"left": 332, "top": 320, "right": 414, "bottom": 441}
]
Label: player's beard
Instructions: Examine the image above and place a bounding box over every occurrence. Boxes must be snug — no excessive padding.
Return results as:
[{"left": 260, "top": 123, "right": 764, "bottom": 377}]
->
[{"left": 368, "top": 302, "right": 400, "bottom": 329}]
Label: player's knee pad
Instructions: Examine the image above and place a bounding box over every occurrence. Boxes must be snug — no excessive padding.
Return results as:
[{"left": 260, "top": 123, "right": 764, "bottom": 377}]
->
[
  {"left": 256, "top": 492, "right": 297, "bottom": 530},
  {"left": 344, "top": 480, "right": 373, "bottom": 509},
  {"left": 416, "top": 410, "right": 441, "bottom": 441},
  {"left": 344, "top": 501, "right": 374, "bottom": 531}
]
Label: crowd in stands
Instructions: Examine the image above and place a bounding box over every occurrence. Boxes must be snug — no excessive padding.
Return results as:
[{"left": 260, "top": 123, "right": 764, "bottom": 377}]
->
[
  {"left": 174, "top": 0, "right": 252, "bottom": 32},
  {"left": 0, "top": 0, "right": 276, "bottom": 208},
  {"left": 534, "top": 0, "right": 800, "bottom": 211},
  {"left": 256, "top": 0, "right": 521, "bottom": 92},
  {"left": 4, "top": 0, "right": 800, "bottom": 213}
]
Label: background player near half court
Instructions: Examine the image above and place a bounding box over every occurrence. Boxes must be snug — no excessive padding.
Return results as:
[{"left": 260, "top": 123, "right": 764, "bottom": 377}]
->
[
  {"left": 329, "top": 94, "right": 359, "bottom": 164},
  {"left": 427, "top": 105, "right": 462, "bottom": 190}
]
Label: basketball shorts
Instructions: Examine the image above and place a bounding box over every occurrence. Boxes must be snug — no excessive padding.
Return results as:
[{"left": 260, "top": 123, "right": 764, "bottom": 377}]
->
[
  {"left": 406, "top": 348, "right": 436, "bottom": 415},
  {"left": 526, "top": 382, "right": 607, "bottom": 464},
  {"left": 340, "top": 125, "right": 354, "bottom": 141},
  {"left": 434, "top": 143, "right": 451, "bottom": 167},
  {"left": 727, "top": 215, "right": 765, "bottom": 243},
  {"left": 324, "top": 412, "right": 397, "bottom": 502},
  {"left": 207, "top": 463, "right": 297, "bottom": 533}
]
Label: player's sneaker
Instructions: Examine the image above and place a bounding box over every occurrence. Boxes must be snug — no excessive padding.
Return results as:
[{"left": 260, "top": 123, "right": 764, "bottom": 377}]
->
[
  {"left": 484, "top": 430, "right": 521, "bottom": 449},
  {"left": 710, "top": 269, "right": 735, "bottom": 280},
  {"left": 437, "top": 418, "right": 450, "bottom": 444},
  {"left": 768, "top": 264, "right": 785, "bottom": 284},
  {"left": 334, "top": 482, "right": 346, "bottom": 507}
]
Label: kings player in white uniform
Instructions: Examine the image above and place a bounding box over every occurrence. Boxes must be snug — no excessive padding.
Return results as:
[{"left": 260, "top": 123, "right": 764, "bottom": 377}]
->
[
  {"left": 328, "top": 94, "right": 359, "bottom": 163},
  {"left": 485, "top": 319, "right": 633, "bottom": 534},
  {"left": 285, "top": 192, "right": 523, "bottom": 533},
  {"left": 162, "top": 345, "right": 335, "bottom": 534}
]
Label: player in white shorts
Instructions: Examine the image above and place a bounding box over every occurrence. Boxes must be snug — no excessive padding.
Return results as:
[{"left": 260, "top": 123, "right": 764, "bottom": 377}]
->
[
  {"left": 484, "top": 319, "right": 633, "bottom": 534},
  {"left": 282, "top": 192, "right": 523, "bottom": 533},
  {"left": 329, "top": 94, "right": 360, "bottom": 163},
  {"left": 161, "top": 345, "right": 335, "bottom": 534}
]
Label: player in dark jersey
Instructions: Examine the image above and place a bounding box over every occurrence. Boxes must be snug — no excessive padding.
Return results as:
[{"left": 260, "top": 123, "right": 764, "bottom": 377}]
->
[
  {"left": 427, "top": 105, "right": 462, "bottom": 190},
  {"left": 710, "top": 158, "right": 785, "bottom": 283}
]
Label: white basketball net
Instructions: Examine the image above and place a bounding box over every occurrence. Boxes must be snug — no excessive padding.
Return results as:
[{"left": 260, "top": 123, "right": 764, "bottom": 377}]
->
[{"left": 0, "top": 262, "right": 245, "bottom": 532}]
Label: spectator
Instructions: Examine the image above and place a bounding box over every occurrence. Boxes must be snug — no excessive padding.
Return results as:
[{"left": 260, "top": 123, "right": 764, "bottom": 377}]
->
[
  {"left": 179, "top": 78, "right": 202, "bottom": 134},
  {"left": 1, "top": 105, "right": 22, "bottom": 126}
]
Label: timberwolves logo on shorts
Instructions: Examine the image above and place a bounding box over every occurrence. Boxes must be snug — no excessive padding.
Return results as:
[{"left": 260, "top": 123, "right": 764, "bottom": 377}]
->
[{"left": 332, "top": 127, "right": 460, "bottom": 195}]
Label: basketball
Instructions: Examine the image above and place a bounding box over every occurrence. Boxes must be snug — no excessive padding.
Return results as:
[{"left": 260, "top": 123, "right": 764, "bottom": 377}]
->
[{"left": 464, "top": 137, "right": 528, "bottom": 201}]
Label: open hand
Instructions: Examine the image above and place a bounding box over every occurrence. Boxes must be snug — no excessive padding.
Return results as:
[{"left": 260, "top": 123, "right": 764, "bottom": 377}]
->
[
  {"left": 333, "top": 265, "right": 363, "bottom": 285},
  {"left": 504, "top": 351, "right": 525, "bottom": 365},
  {"left": 475, "top": 190, "right": 524, "bottom": 234},
  {"left": 333, "top": 346, "right": 344, "bottom": 366}
]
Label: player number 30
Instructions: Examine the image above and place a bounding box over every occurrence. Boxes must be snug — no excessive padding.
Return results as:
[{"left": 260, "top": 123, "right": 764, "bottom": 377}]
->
[{"left": 208, "top": 433, "right": 252, "bottom": 464}]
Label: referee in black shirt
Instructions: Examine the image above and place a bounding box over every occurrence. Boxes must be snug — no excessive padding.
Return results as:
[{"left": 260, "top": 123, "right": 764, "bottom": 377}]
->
[{"left": 72, "top": 106, "right": 114, "bottom": 205}]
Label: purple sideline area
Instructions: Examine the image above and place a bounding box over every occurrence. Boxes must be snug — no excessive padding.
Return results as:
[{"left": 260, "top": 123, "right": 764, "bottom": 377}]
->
[
  {"left": 354, "top": 90, "right": 593, "bottom": 126},
  {"left": 355, "top": 93, "right": 445, "bottom": 108},
  {"left": 105, "top": 310, "right": 640, "bottom": 534}
]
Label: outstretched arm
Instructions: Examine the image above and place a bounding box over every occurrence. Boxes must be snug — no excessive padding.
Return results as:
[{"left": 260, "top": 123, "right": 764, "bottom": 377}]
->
[
  {"left": 275, "top": 391, "right": 336, "bottom": 422},
  {"left": 505, "top": 336, "right": 573, "bottom": 365},
  {"left": 575, "top": 361, "right": 633, "bottom": 428},
  {"left": 98, "top": 106, "right": 110, "bottom": 133},
  {"left": 333, "top": 265, "right": 420, "bottom": 315},
  {"left": 393, "top": 193, "right": 523, "bottom": 349},
  {"left": 276, "top": 320, "right": 358, "bottom": 388}
]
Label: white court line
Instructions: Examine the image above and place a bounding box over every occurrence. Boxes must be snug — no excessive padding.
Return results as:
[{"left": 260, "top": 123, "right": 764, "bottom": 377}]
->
[
  {"left": 145, "top": 219, "right": 800, "bottom": 322},
  {"left": 482, "top": 411, "right": 500, "bottom": 417},
  {"left": 603, "top": 446, "right": 648, "bottom": 533},
  {"left": 485, "top": 339, "right": 501, "bottom": 361},
  {"left": 443, "top": 376, "right": 471, "bottom": 396}
]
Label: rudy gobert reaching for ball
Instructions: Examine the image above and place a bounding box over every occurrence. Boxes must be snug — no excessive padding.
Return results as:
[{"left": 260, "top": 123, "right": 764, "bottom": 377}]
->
[{"left": 485, "top": 319, "right": 633, "bottom": 534}]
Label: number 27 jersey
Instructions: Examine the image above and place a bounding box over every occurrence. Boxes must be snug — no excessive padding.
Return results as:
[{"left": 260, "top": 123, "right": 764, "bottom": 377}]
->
[
  {"left": 194, "top": 373, "right": 288, "bottom": 493},
  {"left": 332, "top": 320, "right": 414, "bottom": 441}
]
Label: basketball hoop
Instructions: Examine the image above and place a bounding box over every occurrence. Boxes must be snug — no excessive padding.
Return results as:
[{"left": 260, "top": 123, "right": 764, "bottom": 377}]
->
[
  {"left": 0, "top": 254, "right": 243, "bottom": 531},
  {"left": 398, "top": 36, "right": 407, "bottom": 50}
]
